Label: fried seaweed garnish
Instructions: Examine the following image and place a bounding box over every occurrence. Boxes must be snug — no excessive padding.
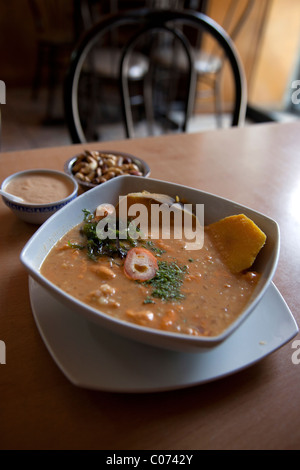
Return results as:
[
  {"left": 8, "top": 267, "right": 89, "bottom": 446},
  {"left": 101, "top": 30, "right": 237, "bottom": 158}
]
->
[{"left": 69, "top": 209, "right": 139, "bottom": 261}]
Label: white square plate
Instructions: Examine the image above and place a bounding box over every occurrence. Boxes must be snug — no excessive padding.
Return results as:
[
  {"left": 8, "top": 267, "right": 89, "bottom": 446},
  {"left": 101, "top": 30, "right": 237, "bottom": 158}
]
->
[{"left": 29, "top": 277, "right": 298, "bottom": 393}]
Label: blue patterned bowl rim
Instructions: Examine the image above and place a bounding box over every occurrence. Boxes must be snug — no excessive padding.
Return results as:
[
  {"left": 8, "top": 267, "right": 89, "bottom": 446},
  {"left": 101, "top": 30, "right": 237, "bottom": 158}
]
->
[{"left": 1, "top": 169, "right": 78, "bottom": 208}]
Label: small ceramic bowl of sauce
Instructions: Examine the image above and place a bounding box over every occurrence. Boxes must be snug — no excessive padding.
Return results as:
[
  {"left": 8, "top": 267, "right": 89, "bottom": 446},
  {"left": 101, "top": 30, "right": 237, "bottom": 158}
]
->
[{"left": 1, "top": 169, "right": 78, "bottom": 224}]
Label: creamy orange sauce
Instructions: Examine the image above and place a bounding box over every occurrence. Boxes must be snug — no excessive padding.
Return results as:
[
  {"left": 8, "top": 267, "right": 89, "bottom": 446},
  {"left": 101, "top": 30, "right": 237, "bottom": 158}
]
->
[
  {"left": 40, "top": 222, "right": 260, "bottom": 337},
  {"left": 5, "top": 172, "right": 74, "bottom": 204}
]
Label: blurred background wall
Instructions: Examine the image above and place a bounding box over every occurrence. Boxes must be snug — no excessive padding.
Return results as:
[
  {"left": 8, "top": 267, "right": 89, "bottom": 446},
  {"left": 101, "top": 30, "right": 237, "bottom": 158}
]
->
[{"left": 0, "top": 0, "right": 299, "bottom": 115}]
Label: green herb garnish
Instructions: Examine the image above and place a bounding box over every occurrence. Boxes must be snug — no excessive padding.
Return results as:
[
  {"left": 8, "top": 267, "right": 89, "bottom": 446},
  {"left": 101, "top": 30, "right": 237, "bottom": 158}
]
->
[
  {"left": 143, "top": 261, "right": 187, "bottom": 302},
  {"left": 82, "top": 208, "right": 94, "bottom": 221},
  {"left": 67, "top": 241, "right": 84, "bottom": 250},
  {"left": 143, "top": 297, "right": 156, "bottom": 304},
  {"left": 142, "top": 240, "right": 166, "bottom": 256},
  {"left": 79, "top": 209, "right": 138, "bottom": 261}
]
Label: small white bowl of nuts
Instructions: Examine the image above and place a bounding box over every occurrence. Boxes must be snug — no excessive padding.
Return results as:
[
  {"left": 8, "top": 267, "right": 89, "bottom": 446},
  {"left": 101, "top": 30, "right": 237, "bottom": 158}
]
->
[{"left": 64, "top": 150, "right": 150, "bottom": 191}]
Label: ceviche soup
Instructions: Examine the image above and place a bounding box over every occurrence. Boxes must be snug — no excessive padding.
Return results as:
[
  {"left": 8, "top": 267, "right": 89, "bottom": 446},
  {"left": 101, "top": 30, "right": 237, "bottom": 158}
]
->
[{"left": 40, "top": 193, "right": 267, "bottom": 337}]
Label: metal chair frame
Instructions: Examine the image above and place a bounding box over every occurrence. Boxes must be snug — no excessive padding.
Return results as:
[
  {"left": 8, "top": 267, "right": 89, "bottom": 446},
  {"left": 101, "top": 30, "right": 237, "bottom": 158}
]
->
[{"left": 64, "top": 8, "right": 247, "bottom": 143}]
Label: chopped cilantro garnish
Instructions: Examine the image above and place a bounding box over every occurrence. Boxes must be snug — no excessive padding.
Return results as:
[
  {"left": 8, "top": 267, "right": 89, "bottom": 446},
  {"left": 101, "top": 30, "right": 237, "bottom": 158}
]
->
[
  {"left": 143, "top": 297, "right": 156, "bottom": 304},
  {"left": 67, "top": 241, "right": 84, "bottom": 250},
  {"left": 143, "top": 261, "right": 187, "bottom": 302},
  {"left": 142, "top": 240, "right": 166, "bottom": 256},
  {"left": 82, "top": 208, "right": 93, "bottom": 221}
]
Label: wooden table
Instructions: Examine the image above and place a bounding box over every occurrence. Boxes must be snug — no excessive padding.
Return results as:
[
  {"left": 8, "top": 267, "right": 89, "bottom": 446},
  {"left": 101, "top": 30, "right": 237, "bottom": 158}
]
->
[{"left": 1, "top": 121, "right": 300, "bottom": 450}]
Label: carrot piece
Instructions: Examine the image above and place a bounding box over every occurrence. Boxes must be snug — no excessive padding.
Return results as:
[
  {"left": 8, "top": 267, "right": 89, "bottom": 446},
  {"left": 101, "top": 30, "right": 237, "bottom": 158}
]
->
[{"left": 124, "top": 247, "right": 158, "bottom": 281}]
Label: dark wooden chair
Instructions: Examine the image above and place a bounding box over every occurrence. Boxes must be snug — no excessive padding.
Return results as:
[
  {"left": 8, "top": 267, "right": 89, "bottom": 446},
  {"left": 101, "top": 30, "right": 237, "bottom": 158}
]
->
[{"left": 64, "top": 8, "right": 247, "bottom": 143}]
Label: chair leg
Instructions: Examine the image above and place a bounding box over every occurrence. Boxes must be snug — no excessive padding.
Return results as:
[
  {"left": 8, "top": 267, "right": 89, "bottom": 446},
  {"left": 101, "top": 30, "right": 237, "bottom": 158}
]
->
[
  {"left": 184, "top": 66, "right": 198, "bottom": 133},
  {"left": 121, "top": 73, "right": 135, "bottom": 139},
  {"left": 213, "top": 76, "right": 223, "bottom": 128},
  {"left": 86, "top": 75, "right": 101, "bottom": 141},
  {"left": 143, "top": 66, "right": 155, "bottom": 136}
]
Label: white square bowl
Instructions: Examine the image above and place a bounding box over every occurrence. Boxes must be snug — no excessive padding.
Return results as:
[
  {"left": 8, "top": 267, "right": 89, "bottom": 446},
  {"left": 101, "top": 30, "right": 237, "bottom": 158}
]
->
[{"left": 20, "top": 176, "right": 280, "bottom": 352}]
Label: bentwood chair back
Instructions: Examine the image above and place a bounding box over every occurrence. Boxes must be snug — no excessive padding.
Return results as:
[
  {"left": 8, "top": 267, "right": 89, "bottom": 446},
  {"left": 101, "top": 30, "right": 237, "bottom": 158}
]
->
[{"left": 64, "top": 8, "right": 247, "bottom": 143}]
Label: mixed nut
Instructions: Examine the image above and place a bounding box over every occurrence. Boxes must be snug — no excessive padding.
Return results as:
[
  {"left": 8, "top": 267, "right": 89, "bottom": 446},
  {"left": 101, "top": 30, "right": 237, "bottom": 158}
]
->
[{"left": 71, "top": 150, "right": 143, "bottom": 186}]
